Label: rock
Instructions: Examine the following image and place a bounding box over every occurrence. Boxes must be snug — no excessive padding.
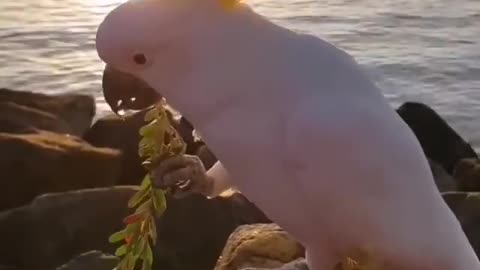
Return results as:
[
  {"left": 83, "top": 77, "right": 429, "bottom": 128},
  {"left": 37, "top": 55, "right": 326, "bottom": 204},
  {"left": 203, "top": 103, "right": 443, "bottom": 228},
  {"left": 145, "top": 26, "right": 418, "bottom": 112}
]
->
[
  {"left": 0, "top": 88, "right": 95, "bottom": 136},
  {"left": 453, "top": 158, "right": 480, "bottom": 192},
  {"left": 214, "top": 223, "right": 304, "bottom": 270},
  {"left": 0, "top": 186, "right": 136, "bottom": 270},
  {"left": 102, "top": 65, "right": 161, "bottom": 114},
  {"left": 429, "top": 159, "right": 457, "bottom": 192},
  {"left": 0, "top": 187, "right": 269, "bottom": 270},
  {"left": 0, "top": 131, "right": 121, "bottom": 210},
  {"left": 397, "top": 102, "right": 478, "bottom": 174},
  {"left": 83, "top": 111, "right": 149, "bottom": 185},
  {"left": 56, "top": 251, "right": 119, "bottom": 270},
  {"left": 442, "top": 192, "right": 480, "bottom": 257},
  {"left": 153, "top": 192, "right": 271, "bottom": 270},
  {"left": 0, "top": 266, "right": 18, "bottom": 270},
  {"left": 0, "top": 101, "right": 72, "bottom": 134}
]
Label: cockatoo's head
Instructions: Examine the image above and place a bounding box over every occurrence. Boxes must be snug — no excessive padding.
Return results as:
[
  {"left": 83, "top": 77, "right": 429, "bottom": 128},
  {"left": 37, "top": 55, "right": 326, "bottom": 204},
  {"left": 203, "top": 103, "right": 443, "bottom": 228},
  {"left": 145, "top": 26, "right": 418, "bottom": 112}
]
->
[{"left": 96, "top": 0, "right": 244, "bottom": 103}]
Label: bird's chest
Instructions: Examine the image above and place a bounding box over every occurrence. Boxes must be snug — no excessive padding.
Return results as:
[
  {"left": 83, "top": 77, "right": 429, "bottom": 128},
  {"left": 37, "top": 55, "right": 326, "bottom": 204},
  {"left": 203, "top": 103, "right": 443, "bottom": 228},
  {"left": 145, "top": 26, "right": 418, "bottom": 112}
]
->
[{"left": 199, "top": 111, "right": 288, "bottom": 189}]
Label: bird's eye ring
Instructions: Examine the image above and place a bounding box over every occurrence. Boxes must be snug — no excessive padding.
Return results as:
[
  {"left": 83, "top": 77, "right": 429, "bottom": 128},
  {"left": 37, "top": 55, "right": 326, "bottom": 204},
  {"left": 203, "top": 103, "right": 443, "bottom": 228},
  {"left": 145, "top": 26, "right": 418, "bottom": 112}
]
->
[{"left": 133, "top": 53, "right": 147, "bottom": 65}]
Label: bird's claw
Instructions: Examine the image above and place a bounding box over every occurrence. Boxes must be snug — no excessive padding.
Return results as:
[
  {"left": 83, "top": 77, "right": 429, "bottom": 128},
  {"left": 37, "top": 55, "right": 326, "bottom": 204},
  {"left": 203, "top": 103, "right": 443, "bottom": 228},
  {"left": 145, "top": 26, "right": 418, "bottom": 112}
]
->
[{"left": 152, "top": 154, "right": 214, "bottom": 198}]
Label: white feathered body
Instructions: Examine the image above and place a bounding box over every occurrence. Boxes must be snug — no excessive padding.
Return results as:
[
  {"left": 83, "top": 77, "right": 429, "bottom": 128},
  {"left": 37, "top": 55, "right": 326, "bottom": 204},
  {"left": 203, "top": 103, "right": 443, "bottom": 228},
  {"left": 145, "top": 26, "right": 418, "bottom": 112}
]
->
[{"left": 96, "top": 2, "right": 480, "bottom": 269}]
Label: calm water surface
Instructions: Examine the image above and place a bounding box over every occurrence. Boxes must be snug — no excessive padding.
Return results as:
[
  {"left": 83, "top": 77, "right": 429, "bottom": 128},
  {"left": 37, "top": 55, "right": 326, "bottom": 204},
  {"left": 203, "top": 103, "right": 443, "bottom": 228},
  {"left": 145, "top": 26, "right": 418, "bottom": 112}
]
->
[{"left": 0, "top": 0, "right": 479, "bottom": 149}]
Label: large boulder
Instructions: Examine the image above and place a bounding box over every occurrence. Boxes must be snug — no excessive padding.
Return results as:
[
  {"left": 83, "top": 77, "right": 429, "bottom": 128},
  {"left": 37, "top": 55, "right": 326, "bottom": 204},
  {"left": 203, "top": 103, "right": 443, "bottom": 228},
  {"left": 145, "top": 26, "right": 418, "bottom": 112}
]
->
[
  {"left": 396, "top": 102, "right": 478, "bottom": 174},
  {"left": 0, "top": 88, "right": 95, "bottom": 136},
  {"left": 453, "top": 158, "right": 480, "bottom": 192},
  {"left": 0, "top": 131, "right": 121, "bottom": 210},
  {"left": 214, "top": 223, "right": 304, "bottom": 270},
  {"left": 0, "top": 187, "right": 269, "bottom": 270}
]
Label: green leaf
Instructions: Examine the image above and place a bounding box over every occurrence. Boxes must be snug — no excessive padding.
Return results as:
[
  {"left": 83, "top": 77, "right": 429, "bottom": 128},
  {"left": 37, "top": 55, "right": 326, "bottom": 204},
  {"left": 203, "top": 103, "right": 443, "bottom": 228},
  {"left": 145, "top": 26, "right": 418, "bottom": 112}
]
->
[
  {"left": 131, "top": 236, "right": 147, "bottom": 259},
  {"left": 128, "top": 186, "right": 150, "bottom": 208},
  {"left": 124, "top": 253, "right": 136, "bottom": 270},
  {"left": 144, "top": 106, "right": 161, "bottom": 122},
  {"left": 152, "top": 189, "right": 166, "bottom": 216},
  {"left": 115, "top": 244, "right": 128, "bottom": 257},
  {"left": 149, "top": 216, "right": 157, "bottom": 245},
  {"left": 141, "top": 257, "right": 152, "bottom": 270},
  {"left": 139, "top": 121, "right": 158, "bottom": 137},
  {"left": 143, "top": 243, "right": 154, "bottom": 267},
  {"left": 108, "top": 230, "right": 126, "bottom": 243},
  {"left": 135, "top": 200, "right": 152, "bottom": 214},
  {"left": 117, "top": 257, "right": 127, "bottom": 270},
  {"left": 140, "top": 175, "right": 152, "bottom": 190},
  {"left": 125, "top": 222, "right": 141, "bottom": 235}
]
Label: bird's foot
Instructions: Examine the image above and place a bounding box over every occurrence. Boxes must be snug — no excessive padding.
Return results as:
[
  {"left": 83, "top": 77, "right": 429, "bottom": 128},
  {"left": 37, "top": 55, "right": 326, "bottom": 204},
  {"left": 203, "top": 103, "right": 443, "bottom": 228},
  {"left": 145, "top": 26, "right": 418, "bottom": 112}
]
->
[{"left": 151, "top": 154, "right": 214, "bottom": 198}]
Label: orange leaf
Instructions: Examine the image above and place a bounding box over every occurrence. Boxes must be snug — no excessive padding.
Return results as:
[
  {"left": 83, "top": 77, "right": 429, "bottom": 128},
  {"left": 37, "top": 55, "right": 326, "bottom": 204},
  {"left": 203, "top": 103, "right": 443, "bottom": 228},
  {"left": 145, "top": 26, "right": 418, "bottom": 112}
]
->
[
  {"left": 125, "top": 235, "right": 133, "bottom": 245},
  {"left": 123, "top": 213, "right": 143, "bottom": 224}
]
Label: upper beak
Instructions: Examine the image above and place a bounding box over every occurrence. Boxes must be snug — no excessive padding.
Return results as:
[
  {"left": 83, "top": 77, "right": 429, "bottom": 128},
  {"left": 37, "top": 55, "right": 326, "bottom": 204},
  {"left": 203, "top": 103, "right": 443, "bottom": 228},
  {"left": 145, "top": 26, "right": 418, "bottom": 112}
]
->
[{"left": 102, "top": 65, "right": 162, "bottom": 116}]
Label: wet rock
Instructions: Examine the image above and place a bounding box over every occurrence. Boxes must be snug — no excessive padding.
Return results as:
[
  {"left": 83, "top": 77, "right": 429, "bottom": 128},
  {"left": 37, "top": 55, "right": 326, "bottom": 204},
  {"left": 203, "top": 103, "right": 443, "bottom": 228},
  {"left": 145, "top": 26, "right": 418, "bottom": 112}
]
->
[
  {"left": 429, "top": 159, "right": 457, "bottom": 192},
  {"left": 102, "top": 65, "right": 161, "bottom": 114},
  {"left": 56, "top": 251, "right": 119, "bottom": 270},
  {"left": 442, "top": 192, "right": 480, "bottom": 257},
  {"left": 453, "top": 158, "right": 480, "bottom": 192},
  {"left": 0, "top": 131, "right": 121, "bottom": 210},
  {"left": 214, "top": 223, "right": 304, "bottom": 270},
  {"left": 397, "top": 102, "right": 478, "bottom": 174},
  {"left": 0, "top": 88, "right": 95, "bottom": 136},
  {"left": 0, "top": 187, "right": 268, "bottom": 270}
]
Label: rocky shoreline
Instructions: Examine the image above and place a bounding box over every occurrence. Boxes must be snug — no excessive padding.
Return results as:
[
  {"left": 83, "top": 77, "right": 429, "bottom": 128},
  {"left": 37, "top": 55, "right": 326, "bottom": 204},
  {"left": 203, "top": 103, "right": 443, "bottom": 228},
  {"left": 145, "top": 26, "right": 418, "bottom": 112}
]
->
[{"left": 0, "top": 86, "right": 480, "bottom": 270}]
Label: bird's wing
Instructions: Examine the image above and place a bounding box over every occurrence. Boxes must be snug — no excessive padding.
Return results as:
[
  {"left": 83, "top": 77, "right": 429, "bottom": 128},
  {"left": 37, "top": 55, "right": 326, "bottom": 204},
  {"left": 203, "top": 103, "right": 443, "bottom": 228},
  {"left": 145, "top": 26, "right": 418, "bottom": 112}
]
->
[{"left": 282, "top": 98, "right": 408, "bottom": 244}]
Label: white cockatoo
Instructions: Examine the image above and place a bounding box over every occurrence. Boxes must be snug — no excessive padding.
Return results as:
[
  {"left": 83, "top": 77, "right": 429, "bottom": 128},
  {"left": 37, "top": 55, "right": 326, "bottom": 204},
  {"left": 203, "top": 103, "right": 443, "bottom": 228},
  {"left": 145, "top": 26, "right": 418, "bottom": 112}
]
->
[{"left": 96, "top": 0, "right": 480, "bottom": 269}]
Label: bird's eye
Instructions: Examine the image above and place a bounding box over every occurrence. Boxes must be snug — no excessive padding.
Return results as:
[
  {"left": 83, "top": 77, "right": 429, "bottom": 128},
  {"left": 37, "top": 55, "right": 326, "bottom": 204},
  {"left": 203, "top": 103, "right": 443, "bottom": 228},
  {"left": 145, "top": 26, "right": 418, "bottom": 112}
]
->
[{"left": 133, "top": 53, "right": 147, "bottom": 65}]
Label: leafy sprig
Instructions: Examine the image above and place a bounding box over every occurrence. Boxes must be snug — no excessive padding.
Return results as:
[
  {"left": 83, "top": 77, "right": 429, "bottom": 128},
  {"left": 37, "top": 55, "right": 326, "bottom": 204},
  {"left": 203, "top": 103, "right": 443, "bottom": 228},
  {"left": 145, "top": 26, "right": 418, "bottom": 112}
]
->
[{"left": 109, "top": 103, "right": 186, "bottom": 270}]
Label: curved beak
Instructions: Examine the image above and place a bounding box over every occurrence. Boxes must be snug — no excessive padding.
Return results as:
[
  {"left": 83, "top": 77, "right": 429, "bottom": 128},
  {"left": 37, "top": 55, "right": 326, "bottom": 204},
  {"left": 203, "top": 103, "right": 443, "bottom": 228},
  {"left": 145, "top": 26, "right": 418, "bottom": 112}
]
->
[{"left": 102, "top": 65, "right": 162, "bottom": 115}]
